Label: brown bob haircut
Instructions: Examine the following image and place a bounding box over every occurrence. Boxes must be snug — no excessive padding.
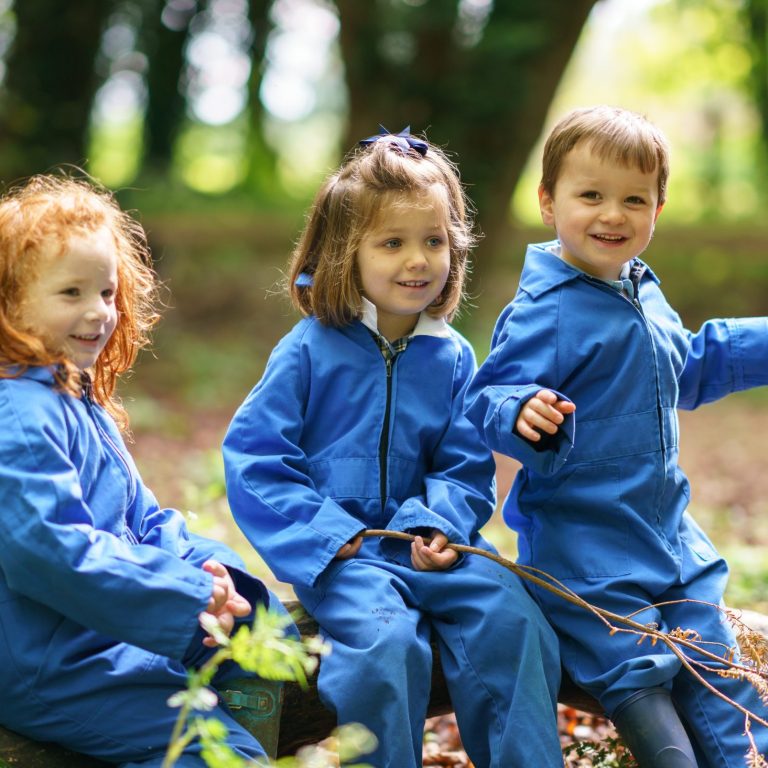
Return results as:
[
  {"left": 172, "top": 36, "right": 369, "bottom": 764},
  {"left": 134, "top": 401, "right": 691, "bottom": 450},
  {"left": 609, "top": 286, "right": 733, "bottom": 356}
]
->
[
  {"left": 0, "top": 174, "right": 160, "bottom": 431},
  {"left": 540, "top": 105, "right": 671, "bottom": 206},
  {"left": 288, "top": 133, "right": 476, "bottom": 326}
]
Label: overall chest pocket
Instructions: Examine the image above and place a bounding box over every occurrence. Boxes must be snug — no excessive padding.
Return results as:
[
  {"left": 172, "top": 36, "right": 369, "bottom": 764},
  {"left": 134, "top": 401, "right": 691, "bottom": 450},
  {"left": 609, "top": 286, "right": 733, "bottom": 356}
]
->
[{"left": 530, "top": 464, "right": 631, "bottom": 579}]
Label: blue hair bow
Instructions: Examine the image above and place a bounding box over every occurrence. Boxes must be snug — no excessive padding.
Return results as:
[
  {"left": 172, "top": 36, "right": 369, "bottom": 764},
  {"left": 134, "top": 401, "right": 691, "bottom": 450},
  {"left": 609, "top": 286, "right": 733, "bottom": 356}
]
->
[{"left": 359, "top": 125, "right": 428, "bottom": 157}]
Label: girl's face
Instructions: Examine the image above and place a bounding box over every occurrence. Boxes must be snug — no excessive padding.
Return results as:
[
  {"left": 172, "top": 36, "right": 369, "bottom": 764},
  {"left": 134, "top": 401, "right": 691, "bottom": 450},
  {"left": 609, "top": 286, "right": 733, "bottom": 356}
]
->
[
  {"left": 539, "top": 142, "right": 663, "bottom": 280},
  {"left": 18, "top": 227, "right": 119, "bottom": 370},
  {"left": 356, "top": 189, "right": 450, "bottom": 341}
]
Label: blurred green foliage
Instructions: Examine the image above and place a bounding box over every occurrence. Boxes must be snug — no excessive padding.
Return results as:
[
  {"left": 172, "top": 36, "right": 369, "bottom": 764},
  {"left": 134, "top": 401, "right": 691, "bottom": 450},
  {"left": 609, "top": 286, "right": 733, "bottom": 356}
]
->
[{"left": 124, "top": 213, "right": 768, "bottom": 409}]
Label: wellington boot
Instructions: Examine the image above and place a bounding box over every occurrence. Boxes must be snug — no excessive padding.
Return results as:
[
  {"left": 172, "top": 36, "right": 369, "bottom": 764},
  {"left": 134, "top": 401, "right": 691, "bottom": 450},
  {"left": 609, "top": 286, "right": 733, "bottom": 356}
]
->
[
  {"left": 612, "top": 687, "right": 698, "bottom": 767},
  {"left": 220, "top": 676, "right": 285, "bottom": 758}
]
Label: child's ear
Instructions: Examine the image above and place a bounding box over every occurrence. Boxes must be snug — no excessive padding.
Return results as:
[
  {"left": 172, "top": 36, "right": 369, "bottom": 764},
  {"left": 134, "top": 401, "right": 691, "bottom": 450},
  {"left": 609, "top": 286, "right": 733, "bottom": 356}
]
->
[
  {"left": 538, "top": 184, "right": 555, "bottom": 227},
  {"left": 654, "top": 202, "right": 665, "bottom": 222}
]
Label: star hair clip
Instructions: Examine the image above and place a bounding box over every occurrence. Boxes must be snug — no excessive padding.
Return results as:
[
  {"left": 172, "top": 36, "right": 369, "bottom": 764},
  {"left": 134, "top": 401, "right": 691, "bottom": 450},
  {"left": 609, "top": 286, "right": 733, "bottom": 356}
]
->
[{"left": 359, "top": 125, "right": 428, "bottom": 157}]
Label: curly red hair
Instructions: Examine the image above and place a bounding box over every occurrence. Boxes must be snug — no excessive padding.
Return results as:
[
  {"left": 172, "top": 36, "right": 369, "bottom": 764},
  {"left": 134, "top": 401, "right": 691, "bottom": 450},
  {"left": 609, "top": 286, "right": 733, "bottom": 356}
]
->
[{"left": 0, "top": 174, "right": 160, "bottom": 431}]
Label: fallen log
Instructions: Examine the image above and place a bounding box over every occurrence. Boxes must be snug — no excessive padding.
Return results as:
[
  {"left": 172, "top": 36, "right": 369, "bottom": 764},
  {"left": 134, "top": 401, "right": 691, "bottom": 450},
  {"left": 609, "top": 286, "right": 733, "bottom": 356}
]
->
[{"left": 2, "top": 604, "right": 765, "bottom": 765}]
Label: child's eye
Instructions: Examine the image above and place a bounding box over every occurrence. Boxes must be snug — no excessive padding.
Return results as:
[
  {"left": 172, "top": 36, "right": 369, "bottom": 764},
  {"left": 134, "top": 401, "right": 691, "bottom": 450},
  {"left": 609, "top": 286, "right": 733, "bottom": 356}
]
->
[
  {"left": 580, "top": 191, "right": 600, "bottom": 201},
  {"left": 626, "top": 195, "right": 646, "bottom": 205},
  {"left": 61, "top": 287, "right": 80, "bottom": 297},
  {"left": 426, "top": 236, "right": 443, "bottom": 247},
  {"left": 383, "top": 239, "right": 401, "bottom": 249},
  {"left": 101, "top": 288, "right": 115, "bottom": 300}
]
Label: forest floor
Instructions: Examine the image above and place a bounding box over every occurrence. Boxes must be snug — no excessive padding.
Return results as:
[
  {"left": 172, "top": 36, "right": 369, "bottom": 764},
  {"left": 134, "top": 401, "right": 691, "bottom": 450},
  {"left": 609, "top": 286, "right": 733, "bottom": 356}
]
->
[{"left": 129, "top": 391, "right": 768, "bottom": 766}]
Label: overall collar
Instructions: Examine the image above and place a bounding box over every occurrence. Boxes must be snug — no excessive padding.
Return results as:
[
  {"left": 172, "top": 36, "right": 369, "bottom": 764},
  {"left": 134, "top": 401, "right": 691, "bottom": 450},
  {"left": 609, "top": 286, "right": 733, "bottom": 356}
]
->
[{"left": 520, "top": 240, "right": 660, "bottom": 300}]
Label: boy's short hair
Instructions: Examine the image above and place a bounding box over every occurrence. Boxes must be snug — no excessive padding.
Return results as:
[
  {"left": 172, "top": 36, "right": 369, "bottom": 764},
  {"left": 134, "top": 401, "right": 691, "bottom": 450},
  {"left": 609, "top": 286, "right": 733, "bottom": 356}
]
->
[
  {"left": 288, "top": 136, "right": 476, "bottom": 327},
  {"left": 541, "top": 105, "right": 670, "bottom": 205}
]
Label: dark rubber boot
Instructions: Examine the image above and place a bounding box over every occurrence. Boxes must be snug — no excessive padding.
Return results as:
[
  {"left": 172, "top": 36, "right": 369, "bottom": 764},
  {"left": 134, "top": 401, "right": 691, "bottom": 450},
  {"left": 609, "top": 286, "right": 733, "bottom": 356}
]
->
[
  {"left": 219, "top": 677, "right": 285, "bottom": 758},
  {"left": 612, "top": 687, "right": 698, "bottom": 767}
]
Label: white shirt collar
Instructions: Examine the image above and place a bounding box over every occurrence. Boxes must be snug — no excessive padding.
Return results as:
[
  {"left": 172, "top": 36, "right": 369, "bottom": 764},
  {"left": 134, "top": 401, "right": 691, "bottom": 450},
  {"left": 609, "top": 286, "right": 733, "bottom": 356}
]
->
[{"left": 360, "top": 296, "right": 452, "bottom": 339}]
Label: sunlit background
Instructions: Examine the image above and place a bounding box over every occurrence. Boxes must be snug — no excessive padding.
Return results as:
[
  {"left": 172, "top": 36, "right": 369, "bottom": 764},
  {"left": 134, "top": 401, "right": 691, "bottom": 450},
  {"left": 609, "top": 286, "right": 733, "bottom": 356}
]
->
[{"left": 0, "top": 0, "right": 759, "bottom": 222}]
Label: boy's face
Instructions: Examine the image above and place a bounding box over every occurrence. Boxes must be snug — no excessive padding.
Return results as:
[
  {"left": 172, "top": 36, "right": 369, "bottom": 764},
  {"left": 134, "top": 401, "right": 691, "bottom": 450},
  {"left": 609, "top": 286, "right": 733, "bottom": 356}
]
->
[
  {"left": 17, "top": 227, "right": 119, "bottom": 370},
  {"left": 539, "top": 142, "right": 663, "bottom": 280}
]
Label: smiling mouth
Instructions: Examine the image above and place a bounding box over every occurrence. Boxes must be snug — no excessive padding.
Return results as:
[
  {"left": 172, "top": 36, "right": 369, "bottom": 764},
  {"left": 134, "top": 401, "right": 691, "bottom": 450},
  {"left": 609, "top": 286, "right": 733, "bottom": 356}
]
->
[
  {"left": 592, "top": 234, "right": 627, "bottom": 243},
  {"left": 398, "top": 280, "right": 429, "bottom": 287},
  {"left": 71, "top": 334, "right": 101, "bottom": 342}
]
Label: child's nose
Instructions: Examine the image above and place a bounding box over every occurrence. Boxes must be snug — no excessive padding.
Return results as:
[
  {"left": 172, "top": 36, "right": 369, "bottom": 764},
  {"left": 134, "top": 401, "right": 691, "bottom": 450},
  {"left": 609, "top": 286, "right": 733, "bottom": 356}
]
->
[
  {"left": 599, "top": 201, "right": 625, "bottom": 224},
  {"left": 405, "top": 247, "right": 428, "bottom": 269}
]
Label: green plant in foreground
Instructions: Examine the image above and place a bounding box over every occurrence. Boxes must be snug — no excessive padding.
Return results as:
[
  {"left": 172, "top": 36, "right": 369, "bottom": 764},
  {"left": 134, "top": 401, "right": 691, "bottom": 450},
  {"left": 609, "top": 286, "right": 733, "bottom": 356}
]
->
[{"left": 162, "top": 605, "right": 376, "bottom": 767}]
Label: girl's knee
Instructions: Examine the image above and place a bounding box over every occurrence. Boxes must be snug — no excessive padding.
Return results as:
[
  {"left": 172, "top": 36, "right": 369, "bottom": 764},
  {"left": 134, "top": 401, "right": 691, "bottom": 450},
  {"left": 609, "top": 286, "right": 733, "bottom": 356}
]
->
[
  {"left": 370, "top": 618, "right": 430, "bottom": 668},
  {"left": 325, "top": 615, "right": 430, "bottom": 684},
  {"left": 492, "top": 604, "right": 561, "bottom": 670}
]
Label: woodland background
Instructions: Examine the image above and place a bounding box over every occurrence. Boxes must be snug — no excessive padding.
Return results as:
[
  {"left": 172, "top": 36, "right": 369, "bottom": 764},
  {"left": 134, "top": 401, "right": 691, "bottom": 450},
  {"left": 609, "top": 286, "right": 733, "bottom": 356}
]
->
[{"left": 3, "top": 1, "right": 768, "bottom": 762}]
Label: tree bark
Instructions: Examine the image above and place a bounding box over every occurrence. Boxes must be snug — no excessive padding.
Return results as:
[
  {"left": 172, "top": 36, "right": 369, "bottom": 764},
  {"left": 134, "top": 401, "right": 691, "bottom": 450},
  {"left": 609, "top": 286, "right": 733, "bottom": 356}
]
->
[
  {"left": 141, "top": 0, "right": 195, "bottom": 173},
  {"left": 334, "top": 0, "right": 599, "bottom": 274},
  {"left": 0, "top": 0, "right": 113, "bottom": 182}
]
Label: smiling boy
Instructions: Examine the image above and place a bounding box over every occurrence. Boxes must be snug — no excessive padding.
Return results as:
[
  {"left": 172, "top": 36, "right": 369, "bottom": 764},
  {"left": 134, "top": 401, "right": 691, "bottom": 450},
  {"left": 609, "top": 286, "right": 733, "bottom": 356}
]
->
[{"left": 464, "top": 105, "right": 768, "bottom": 766}]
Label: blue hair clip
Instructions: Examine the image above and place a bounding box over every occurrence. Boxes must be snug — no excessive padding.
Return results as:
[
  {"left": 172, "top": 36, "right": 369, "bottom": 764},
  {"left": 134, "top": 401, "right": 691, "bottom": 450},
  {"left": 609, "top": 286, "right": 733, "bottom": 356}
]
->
[
  {"left": 359, "top": 125, "right": 428, "bottom": 157},
  {"left": 295, "top": 272, "right": 314, "bottom": 287}
]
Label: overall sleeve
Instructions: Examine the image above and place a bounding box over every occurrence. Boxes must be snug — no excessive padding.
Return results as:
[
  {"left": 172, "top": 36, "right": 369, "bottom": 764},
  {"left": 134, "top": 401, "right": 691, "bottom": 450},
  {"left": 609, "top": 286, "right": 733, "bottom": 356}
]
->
[
  {"left": 678, "top": 317, "right": 768, "bottom": 409},
  {"left": 125, "top": 474, "right": 269, "bottom": 608},
  {"left": 463, "top": 296, "right": 575, "bottom": 476},
  {"left": 0, "top": 387, "right": 212, "bottom": 660},
  {"left": 222, "top": 329, "right": 366, "bottom": 589},
  {"left": 385, "top": 336, "right": 496, "bottom": 546}
]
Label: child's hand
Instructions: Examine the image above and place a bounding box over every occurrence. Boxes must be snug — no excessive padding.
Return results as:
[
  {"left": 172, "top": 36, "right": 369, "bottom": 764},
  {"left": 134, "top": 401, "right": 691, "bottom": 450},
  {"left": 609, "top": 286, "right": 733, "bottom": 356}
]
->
[
  {"left": 335, "top": 535, "right": 363, "bottom": 560},
  {"left": 411, "top": 530, "right": 458, "bottom": 571},
  {"left": 516, "top": 389, "right": 575, "bottom": 442},
  {"left": 199, "top": 559, "right": 252, "bottom": 647}
]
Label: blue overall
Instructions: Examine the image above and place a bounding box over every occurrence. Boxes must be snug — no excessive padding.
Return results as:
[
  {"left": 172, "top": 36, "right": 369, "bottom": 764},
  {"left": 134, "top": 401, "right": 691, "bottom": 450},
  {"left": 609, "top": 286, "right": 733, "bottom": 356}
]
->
[
  {"left": 223, "top": 311, "right": 563, "bottom": 768},
  {"left": 0, "top": 367, "right": 274, "bottom": 767},
  {"left": 464, "top": 240, "right": 768, "bottom": 766}
]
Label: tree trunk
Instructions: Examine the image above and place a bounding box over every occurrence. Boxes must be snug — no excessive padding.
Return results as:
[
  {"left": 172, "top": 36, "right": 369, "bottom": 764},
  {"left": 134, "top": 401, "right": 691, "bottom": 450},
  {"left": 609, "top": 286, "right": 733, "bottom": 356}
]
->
[
  {"left": 334, "top": 0, "right": 599, "bottom": 274},
  {"left": 141, "top": 0, "right": 195, "bottom": 173},
  {"left": 0, "top": 0, "right": 113, "bottom": 182},
  {"left": 243, "top": 0, "right": 280, "bottom": 195}
]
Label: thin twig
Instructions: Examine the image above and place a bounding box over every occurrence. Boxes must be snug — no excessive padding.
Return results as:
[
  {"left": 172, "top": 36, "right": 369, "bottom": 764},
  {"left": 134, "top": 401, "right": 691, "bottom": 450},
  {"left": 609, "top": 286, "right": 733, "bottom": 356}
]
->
[{"left": 361, "top": 528, "right": 768, "bottom": 729}]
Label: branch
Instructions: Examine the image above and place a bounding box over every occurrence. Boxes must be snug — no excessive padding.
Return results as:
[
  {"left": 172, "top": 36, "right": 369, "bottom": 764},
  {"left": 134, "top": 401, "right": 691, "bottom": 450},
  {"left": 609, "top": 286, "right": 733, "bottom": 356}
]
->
[{"left": 360, "top": 529, "right": 768, "bottom": 730}]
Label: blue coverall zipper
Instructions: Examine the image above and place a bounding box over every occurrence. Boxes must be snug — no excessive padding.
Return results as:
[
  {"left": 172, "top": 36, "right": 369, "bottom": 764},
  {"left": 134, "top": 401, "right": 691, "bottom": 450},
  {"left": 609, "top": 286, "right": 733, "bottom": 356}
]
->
[
  {"left": 379, "top": 356, "right": 394, "bottom": 512},
  {"left": 584, "top": 265, "right": 667, "bottom": 479},
  {"left": 81, "top": 375, "right": 138, "bottom": 516},
  {"left": 627, "top": 263, "right": 668, "bottom": 511}
]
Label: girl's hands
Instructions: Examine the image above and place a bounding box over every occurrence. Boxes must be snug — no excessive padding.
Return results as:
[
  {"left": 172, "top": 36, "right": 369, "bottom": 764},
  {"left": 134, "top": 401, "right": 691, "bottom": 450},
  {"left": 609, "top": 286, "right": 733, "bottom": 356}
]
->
[
  {"left": 412, "top": 530, "right": 457, "bottom": 571},
  {"left": 335, "top": 535, "right": 363, "bottom": 560},
  {"left": 516, "top": 388, "right": 575, "bottom": 442},
  {"left": 200, "top": 559, "right": 252, "bottom": 647},
  {"left": 333, "top": 530, "right": 459, "bottom": 570}
]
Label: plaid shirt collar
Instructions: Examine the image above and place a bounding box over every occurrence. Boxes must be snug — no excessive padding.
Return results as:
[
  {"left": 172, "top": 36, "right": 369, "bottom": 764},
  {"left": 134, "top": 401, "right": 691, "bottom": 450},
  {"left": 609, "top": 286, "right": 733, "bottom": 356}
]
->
[
  {"left": 360, "top": 297, "right": 410, "bottom": 360},
  {"left": 370, "top": 330, "right": 409, "bottom": 361}
]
